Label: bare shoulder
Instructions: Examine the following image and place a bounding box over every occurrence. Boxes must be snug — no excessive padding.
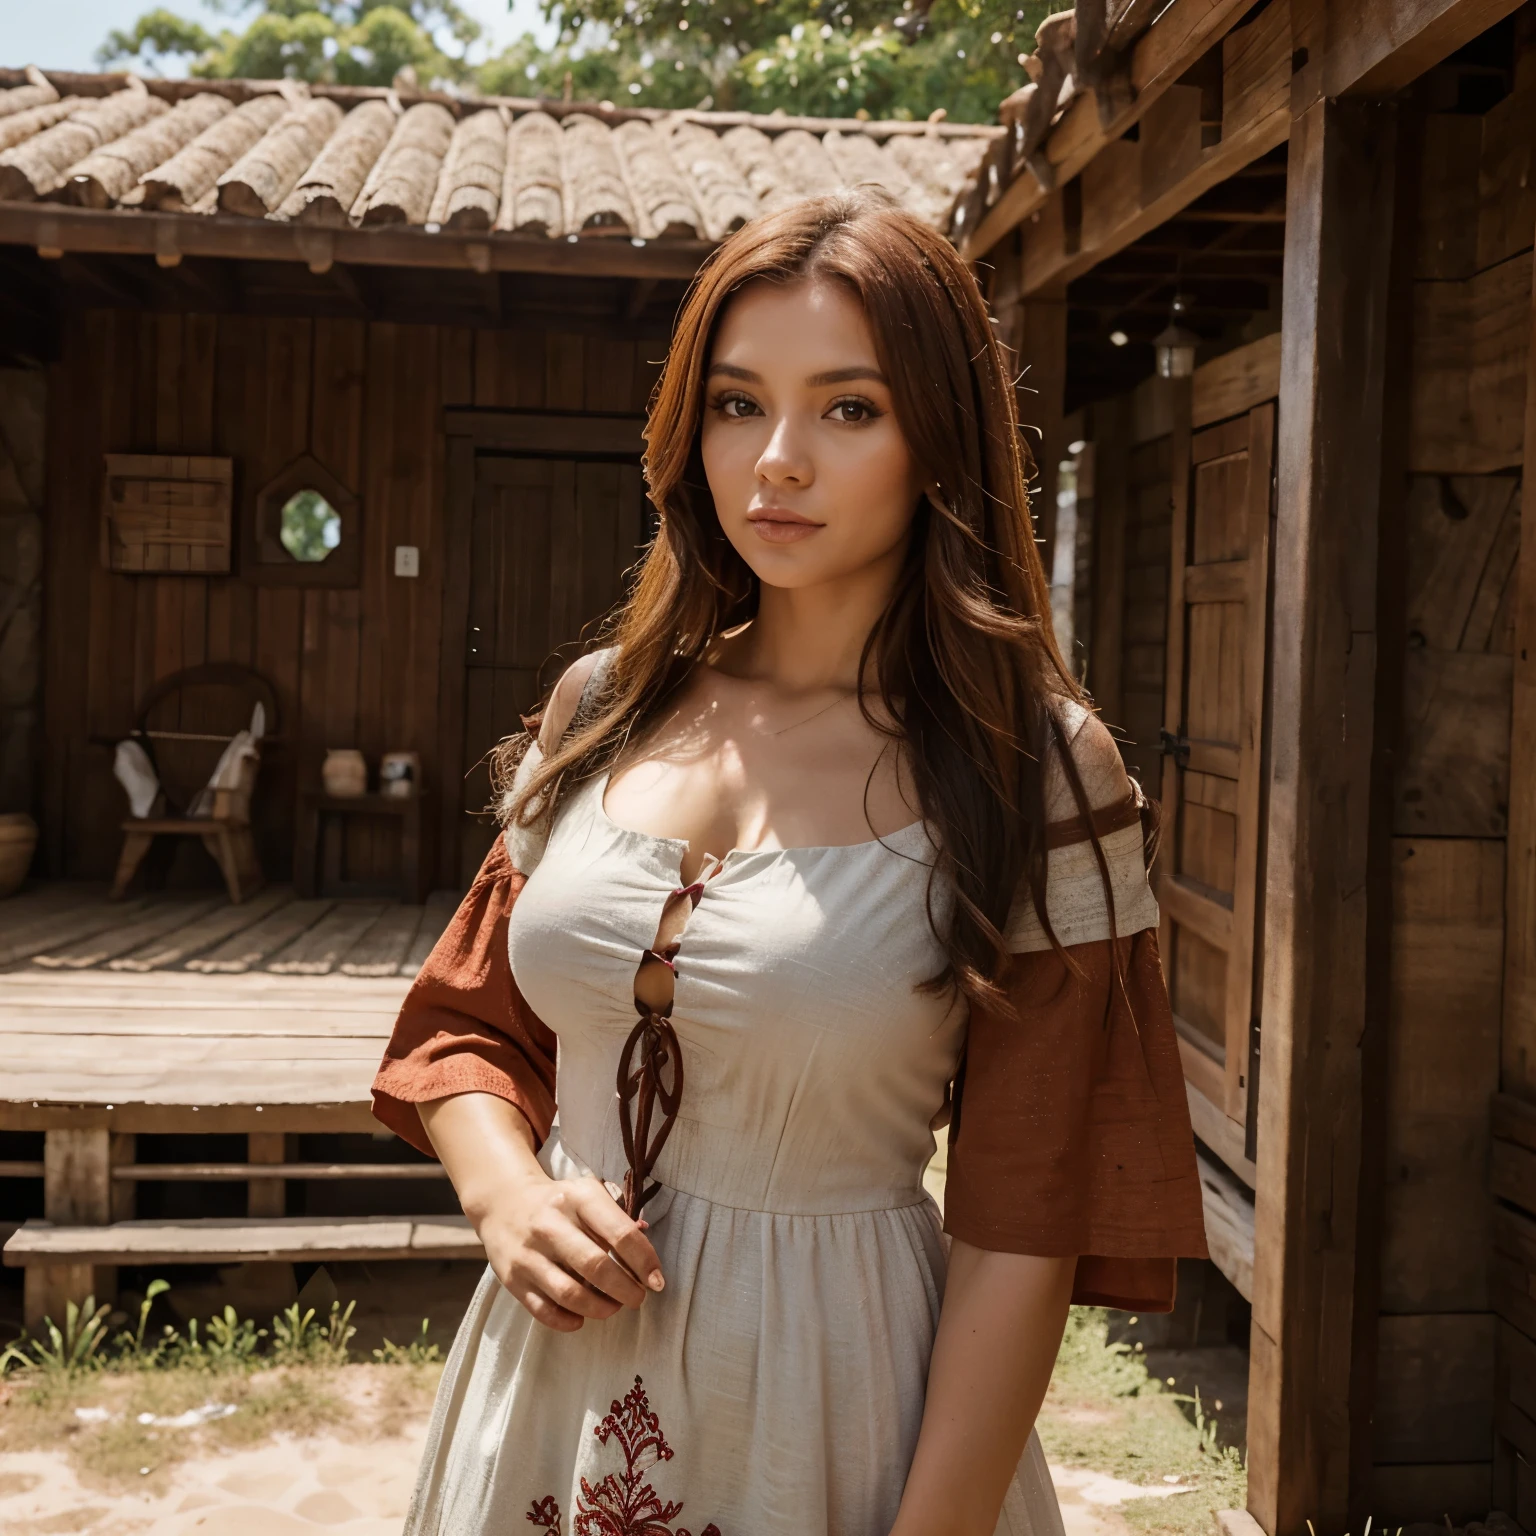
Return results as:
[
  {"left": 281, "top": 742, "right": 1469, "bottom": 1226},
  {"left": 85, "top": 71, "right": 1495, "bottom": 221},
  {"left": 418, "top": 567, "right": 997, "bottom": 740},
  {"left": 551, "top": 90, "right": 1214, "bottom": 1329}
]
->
[
  {"left": 536, "top": 650, "right": 608, "bottom": 753},
  {"left": 1043, "top": 698, "right": 1132, "bottom": 821}
]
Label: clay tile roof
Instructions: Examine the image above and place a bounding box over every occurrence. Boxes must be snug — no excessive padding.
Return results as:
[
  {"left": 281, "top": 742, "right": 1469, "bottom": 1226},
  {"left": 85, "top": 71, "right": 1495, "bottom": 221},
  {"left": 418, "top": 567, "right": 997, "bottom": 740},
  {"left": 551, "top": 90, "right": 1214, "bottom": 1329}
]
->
[{"left": 0, "top": 68, "right": 998, "bottom": 257}]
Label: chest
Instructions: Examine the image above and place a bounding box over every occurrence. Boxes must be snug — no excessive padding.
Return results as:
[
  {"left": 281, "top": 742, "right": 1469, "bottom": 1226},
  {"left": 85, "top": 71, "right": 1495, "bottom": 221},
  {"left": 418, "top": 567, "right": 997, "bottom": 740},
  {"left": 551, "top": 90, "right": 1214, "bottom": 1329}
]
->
[{"left": 507, "top": 777, "right": 956, "bottom": 1051}]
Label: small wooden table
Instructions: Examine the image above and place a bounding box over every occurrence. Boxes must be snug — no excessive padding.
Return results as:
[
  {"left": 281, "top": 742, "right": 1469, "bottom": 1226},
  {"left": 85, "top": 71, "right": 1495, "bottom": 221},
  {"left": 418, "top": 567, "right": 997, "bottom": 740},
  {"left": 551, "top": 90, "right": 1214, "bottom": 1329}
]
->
[{"left": 294, "top": 790, "right": 433, "bottom": 904}]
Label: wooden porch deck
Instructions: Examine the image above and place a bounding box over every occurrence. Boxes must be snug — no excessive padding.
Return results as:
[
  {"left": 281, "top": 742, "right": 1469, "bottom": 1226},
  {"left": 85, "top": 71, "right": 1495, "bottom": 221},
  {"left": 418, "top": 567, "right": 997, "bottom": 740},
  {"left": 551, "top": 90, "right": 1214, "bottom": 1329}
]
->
[
  {"left": 0, "top": 882, "right": 457, "bottom": 979},
  {"left": 0, "top": 884, "right": 467, "bottom": 1325},
  {"left": 0, "top": 881, "right": 460, "bottom": 1126}
]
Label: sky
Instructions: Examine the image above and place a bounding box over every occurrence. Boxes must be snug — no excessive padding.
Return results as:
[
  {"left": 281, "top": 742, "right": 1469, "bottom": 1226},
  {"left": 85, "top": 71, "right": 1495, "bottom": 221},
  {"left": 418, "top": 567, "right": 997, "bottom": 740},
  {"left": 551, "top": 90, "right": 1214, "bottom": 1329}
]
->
[{"left": 6, "top": 0, "right": 560, "bottom": 74}]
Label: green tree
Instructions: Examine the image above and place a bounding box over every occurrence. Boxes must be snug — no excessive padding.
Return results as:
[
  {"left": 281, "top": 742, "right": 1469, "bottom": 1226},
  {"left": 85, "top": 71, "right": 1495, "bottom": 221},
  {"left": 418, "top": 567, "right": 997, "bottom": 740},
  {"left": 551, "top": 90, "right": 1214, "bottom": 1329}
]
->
[
  {"left": 101, "top": 0, "right": 1051, "bottom": 122},
  {"left": 98, "top": 0, "right": 480, "bottom": 87}
]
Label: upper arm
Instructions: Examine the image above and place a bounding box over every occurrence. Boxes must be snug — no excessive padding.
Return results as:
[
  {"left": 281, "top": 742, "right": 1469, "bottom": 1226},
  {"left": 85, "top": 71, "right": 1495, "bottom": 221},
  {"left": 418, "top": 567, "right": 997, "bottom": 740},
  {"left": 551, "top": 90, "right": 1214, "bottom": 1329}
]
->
[
  {"left": 537, "top": 651, "right": 603, "bottom": 755},
  {"left": 1043, "top": 701, "right": 1133, "bottom": 823}
]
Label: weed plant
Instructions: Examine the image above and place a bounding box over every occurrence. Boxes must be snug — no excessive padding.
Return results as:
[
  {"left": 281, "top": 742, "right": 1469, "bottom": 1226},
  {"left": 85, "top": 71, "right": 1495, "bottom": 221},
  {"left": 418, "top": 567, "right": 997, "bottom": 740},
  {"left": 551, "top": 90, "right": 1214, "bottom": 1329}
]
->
[
  {"left": 0, "top": 1281, "right": 434, "bottom": 1382},
  {"left": 1038, "top": 1307, "right": 1248, "bottom": 1536}
]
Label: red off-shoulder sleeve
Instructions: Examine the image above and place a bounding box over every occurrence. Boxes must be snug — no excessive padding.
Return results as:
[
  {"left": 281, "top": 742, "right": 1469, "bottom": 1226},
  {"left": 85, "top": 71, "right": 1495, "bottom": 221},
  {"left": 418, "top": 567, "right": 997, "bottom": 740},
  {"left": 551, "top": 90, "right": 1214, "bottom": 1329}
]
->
[
  {"left": 942, "top": 929, "right": 1209, "bottom": 1313},
  {"left": 371, "top": 834, "right": 558, "bottom": 1157}
]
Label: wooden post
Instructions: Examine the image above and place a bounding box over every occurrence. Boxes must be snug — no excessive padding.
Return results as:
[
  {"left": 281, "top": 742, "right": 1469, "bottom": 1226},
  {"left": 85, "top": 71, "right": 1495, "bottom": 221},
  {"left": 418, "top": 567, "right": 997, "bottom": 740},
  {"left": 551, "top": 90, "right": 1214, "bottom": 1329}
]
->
[
  {"left": 28, "top": 1127, "right": 113, "bottom": 1329},
  {"left": 248, "top": 1130, "right": 286, "bottom": 1219},
  {"left": 1247, "top": 96, "right": 1400, "bottom": 1536},
  {"left": 1503, "top": 225, "right": 1536, "bottom": 1104}
]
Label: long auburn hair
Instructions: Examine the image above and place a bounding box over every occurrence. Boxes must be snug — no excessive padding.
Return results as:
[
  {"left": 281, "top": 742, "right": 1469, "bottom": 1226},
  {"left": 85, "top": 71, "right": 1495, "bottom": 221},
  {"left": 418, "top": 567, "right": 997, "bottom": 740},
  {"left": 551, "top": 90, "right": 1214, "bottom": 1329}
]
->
[{"left": 494, "top": 188, "right": 1101, "bottom": 1016}]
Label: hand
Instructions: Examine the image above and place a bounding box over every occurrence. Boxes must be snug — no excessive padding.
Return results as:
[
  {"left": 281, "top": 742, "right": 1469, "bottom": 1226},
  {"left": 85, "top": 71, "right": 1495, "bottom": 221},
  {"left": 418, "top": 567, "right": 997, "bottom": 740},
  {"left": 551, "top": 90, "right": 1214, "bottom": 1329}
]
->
[
  {"left": 477, "top": 1167, "right": 666, "bottom": 1333},
  {"left": 418, "top": 1092, "right": 665, "bottom": 1333}
]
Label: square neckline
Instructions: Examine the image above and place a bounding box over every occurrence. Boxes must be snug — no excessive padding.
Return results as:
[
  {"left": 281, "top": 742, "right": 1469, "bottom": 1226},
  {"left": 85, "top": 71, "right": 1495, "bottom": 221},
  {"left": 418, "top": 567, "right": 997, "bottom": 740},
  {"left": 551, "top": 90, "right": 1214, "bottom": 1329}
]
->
[{"left": 593, "top": 770, "right": 931, "bottom": 865}]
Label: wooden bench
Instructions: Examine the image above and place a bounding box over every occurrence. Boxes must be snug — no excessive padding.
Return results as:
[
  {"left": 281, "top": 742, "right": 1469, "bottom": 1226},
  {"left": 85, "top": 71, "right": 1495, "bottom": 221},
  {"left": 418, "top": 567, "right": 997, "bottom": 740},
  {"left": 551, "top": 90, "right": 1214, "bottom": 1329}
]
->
[{"left": 4, "top": 1214, "right": 483, "bottom": 1270}]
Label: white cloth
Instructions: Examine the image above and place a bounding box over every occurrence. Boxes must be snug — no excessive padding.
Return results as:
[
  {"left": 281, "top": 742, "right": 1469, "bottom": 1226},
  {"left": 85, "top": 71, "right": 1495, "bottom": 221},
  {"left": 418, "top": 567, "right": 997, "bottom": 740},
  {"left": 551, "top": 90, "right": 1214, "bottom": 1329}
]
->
[
  {"left": 113, "top": 738, "right": 160, "bottom": 819},
  {"left": 404, "top": 771, "right": 1068, "bottom": 1536}
]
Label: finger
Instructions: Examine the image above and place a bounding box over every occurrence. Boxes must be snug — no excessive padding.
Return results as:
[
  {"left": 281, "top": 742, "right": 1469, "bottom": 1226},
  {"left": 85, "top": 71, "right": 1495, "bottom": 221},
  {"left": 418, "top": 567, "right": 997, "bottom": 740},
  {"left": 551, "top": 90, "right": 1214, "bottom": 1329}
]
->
[
  {"left": 574, "top": 1187, "right": 666, "bottom": 1293},
  {"left": 549, "top": 1229, "right": 647, "bottom": 1308},
  {"left": 526, "top": 1255, "right": 625, "bottom": 1321},
  {"left": 515, "top": 1286, "right": 585, "bottom": 1333}
]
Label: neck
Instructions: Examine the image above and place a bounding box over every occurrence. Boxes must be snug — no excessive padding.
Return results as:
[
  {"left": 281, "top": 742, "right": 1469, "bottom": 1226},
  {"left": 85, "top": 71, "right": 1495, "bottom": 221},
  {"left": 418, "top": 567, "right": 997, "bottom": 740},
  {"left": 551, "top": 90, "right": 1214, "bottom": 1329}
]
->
[{"left": 727, "top": 543, "right": 907, "bottom": 694}]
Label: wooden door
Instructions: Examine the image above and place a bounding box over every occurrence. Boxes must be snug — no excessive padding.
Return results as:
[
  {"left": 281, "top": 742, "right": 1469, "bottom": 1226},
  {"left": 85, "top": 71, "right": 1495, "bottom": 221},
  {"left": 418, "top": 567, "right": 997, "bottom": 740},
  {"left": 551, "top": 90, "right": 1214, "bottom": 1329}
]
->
[
  {"left": 1158, "top": 400, "right": 1275, "bottom": 1144},
  {"left": 458, "top": 453, "right": 648, "bottom": 884}
]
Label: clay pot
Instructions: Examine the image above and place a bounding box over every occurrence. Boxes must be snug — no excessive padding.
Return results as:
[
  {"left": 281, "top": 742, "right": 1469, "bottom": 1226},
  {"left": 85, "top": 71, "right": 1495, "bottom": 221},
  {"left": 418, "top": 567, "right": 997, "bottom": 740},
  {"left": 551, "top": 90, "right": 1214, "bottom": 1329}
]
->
[
  {"left": 321, "top": 749, "right": 368, "bottom": 798},
  {"left": 0, "top": 812, "right": 39, "bottom": 898}
]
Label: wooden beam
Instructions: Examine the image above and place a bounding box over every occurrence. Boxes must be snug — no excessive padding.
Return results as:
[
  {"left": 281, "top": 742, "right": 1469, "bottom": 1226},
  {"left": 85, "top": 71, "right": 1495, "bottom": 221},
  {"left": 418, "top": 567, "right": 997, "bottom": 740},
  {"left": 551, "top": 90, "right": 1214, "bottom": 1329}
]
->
[
  {"left": 1311, "top": 0, "right": 1530, "bottom": 101},
  {"left": 964, "top": 0, "right": 1259, "bottom": 258},
  {"left": 1015, "top": 0, "right": 1292, "bottom": 298},
  {"left": 0, "top": 204, "right": 711, "bottom": 281},
  {"left": 1193, "top": 331, "right": 1283, "bottom": 427},
  {"left": 1247, "top": 96, "right": 1400, "bottom": 1536},
  {"left": 1502, "top": 235, "right": 1536, "bottom": 1103}
]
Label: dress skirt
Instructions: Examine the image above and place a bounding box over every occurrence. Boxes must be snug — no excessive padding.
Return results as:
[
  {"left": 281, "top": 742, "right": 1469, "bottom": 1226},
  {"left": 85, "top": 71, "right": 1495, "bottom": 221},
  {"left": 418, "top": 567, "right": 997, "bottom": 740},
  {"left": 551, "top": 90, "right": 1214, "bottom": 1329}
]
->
[{"left": 403, "top": 1132, "right": 1067, "bottom": 1536}]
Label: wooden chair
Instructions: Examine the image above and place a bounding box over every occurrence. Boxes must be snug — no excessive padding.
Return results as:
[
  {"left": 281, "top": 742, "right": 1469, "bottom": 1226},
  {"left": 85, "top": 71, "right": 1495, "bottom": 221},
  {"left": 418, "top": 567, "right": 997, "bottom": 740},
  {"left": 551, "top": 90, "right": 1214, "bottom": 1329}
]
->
[{"left": 110, "top": 664, "right": 280, "bottom": 905}]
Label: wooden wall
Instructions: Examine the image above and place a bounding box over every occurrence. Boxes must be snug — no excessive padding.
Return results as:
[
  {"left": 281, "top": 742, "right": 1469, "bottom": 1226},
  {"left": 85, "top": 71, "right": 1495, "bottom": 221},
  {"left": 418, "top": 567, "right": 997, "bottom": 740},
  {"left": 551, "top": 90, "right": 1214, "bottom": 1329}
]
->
[
  {"left": 1370, "top": 58, "right": 1536, "bottom": 1524},
  {"left": 40, "top": 308, "right": 658, "bottom": 889}
]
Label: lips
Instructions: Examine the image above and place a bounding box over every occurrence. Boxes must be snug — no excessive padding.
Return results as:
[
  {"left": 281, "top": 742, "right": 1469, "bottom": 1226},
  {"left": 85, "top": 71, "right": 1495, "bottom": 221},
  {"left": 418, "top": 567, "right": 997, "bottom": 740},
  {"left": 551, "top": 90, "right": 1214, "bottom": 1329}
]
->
[{"left": 746, "top": 507, "right": 824, "bottom": 545}]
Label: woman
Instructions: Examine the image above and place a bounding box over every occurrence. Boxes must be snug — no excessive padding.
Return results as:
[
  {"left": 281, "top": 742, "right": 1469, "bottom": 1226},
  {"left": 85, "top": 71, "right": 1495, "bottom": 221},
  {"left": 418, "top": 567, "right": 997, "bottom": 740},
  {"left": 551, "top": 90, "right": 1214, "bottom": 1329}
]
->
[{"left": 374, "top": 190, "right": 1208, "bottom": 1536}]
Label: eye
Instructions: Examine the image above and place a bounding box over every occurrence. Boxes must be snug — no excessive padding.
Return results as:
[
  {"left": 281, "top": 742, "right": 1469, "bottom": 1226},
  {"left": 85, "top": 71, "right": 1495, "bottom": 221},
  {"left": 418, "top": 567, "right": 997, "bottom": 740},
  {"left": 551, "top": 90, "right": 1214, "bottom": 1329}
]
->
[
  {"left": 826, "top": 396, "right": 881, "bottom": 424},
  {"left": 713, "top": 390, "right": 761, "bottom": 419}
]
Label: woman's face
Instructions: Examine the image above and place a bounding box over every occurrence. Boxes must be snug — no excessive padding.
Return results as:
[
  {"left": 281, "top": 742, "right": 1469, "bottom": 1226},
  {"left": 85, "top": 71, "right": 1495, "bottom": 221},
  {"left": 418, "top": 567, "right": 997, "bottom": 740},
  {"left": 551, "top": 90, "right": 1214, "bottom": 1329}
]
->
[{"left": 700, "top": 276, "right": 924, "bottom": 592}]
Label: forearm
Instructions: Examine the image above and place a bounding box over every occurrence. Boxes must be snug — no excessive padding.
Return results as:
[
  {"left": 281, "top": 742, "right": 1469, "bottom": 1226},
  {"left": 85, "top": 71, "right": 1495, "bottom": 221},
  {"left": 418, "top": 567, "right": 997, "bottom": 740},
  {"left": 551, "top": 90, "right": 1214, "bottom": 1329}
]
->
[
  {"left": 891, "top": 1241, "right": 1076, "bottom": 1536},
  {"left": 418, "top": 1092, "right": 547, "bottom": 1222}
]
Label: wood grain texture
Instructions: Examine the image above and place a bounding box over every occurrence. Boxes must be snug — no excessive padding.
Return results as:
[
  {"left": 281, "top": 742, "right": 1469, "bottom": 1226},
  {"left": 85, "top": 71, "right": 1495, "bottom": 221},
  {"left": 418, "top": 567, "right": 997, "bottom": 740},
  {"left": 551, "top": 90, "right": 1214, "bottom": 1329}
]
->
[
  {"left": 1410, "top": 252, "right": 1531, "bottom": 474},
  {"left": 1010, "top": 0, "right": 1291, "bottom": 298},
  {"left": 964, "top": 0, "right": 1258, "bottom": 258},
  {"left": 1247, "top": 97, "right": 1399, "bottom": 1536},
  {"left": 1382, "top": 839, "right": 1503, "bottom": 1313},
  {"left": 3, "top": 1213, "right": 481, "bottom": 1266},
  {"left": 1192, "top": 334, "right": 1282, "bottom": 430},
  {"left": 1505, "top": 221, "right": 1536, "bottom": 1103},
  {"left": 1373, "top": 1313, "right": 1496, "bottom": 1464}
]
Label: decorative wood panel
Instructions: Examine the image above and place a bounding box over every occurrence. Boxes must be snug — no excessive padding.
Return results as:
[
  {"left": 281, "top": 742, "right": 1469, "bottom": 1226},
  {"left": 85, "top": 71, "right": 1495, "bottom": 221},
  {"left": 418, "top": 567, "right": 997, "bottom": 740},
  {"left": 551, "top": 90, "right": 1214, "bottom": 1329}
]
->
[
  {"left": 1159, "top": 397, "right": 1275, "bottom": 1132},
  {"left": 100, "top": 454, "right": 232, "bottom": 574}
]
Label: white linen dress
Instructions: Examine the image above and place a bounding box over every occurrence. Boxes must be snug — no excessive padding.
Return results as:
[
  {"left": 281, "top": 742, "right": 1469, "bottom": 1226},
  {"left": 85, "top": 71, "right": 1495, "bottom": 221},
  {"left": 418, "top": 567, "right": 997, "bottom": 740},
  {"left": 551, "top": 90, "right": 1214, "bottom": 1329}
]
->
[{"left": 400, "top": 763, "right": 1075, "bottom": 1536}]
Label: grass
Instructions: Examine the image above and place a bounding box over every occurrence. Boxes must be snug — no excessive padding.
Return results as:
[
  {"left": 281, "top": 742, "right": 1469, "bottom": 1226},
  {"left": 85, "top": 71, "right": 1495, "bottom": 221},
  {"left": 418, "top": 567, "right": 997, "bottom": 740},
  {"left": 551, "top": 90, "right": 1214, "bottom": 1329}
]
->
[
  {"left": 2, "top": 1285, "right": 1246, "bottom": 1524},
  {"left": 1038, "top": 1307, "right": 1248, "bottom": 1536},
  {"left": 0, "top": 1280, "right": 445, "bottom": 1496}
]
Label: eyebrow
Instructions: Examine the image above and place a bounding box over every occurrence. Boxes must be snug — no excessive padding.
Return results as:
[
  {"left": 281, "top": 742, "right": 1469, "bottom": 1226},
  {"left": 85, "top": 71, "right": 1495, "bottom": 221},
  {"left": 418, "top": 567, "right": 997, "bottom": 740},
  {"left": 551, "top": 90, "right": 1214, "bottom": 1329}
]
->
[{"left": 707, "top": 363, "right": 888, "bottom": 387}]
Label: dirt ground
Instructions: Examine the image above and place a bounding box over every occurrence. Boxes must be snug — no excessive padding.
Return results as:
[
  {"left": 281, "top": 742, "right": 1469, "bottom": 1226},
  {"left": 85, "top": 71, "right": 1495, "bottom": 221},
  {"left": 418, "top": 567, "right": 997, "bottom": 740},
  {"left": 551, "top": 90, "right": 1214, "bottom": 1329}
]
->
[{"left": 0, "top": 1310, "right": 1248, "bottom": 1536}]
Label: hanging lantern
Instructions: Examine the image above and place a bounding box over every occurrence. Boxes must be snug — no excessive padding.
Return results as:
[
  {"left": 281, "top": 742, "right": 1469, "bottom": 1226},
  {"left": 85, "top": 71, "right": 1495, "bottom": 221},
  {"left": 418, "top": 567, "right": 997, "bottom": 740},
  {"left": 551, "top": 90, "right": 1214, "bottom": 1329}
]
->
[{"left": 1154, "top": 293, "right": 1198, "bottom": 379}]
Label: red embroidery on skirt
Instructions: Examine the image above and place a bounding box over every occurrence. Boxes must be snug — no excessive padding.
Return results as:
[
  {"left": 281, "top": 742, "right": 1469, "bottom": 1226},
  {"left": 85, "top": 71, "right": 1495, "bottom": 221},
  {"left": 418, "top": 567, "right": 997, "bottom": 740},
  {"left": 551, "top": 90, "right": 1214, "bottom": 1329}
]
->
[{"left": 525, "top": 1376, "right": 722, "bottom": 1536}]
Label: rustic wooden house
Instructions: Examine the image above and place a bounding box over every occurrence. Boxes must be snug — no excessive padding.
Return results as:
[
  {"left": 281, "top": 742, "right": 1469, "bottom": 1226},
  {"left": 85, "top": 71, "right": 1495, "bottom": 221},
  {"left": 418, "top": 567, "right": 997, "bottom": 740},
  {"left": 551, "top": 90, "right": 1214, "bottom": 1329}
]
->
[{"left": 954, "top": 0, "right": 1536, "bottom": 1532}]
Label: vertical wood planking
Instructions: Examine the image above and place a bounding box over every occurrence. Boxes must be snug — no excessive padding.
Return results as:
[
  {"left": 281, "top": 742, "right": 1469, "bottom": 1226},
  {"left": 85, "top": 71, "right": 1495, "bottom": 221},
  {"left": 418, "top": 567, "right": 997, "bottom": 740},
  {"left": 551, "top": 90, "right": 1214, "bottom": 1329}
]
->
[
  {"left": 1157, "top": 380, "right": 1194, "bottom": 983},
  {"left": 1247, "top": 97, "right": 1400, "bottom": 1536},
  {"left": 1223, "top": 402, "right": 1275, "bottom": 1122}
]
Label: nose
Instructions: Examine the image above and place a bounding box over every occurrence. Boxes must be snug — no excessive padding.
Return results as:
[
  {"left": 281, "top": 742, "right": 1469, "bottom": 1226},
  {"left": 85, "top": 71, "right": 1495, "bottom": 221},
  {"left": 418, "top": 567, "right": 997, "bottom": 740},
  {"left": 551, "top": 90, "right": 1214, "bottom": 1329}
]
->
[{"left": 754, "top": 412, "right": 813, "bottom": 489}]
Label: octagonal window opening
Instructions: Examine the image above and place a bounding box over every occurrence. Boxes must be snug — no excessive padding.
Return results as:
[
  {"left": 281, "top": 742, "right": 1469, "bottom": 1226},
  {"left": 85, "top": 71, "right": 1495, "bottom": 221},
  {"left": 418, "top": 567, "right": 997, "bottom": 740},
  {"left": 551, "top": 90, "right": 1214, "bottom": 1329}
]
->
[{"left": 279, "top": 489, "right": 342, "bottom": 563}]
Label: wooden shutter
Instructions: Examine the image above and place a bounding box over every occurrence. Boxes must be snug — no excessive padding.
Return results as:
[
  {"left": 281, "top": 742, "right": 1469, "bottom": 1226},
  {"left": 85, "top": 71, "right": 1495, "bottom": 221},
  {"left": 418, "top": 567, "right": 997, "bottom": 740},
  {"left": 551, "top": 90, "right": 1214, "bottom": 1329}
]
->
[{"left": 1158, "top": 399, "right": 1276, "bottom": 1137}]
